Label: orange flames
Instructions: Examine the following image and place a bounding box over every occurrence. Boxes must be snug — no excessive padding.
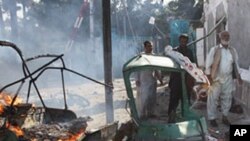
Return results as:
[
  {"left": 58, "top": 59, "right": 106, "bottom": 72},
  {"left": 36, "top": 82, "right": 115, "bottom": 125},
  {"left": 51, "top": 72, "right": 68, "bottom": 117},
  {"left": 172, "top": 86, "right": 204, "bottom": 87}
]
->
[
  {"left": 7, "top": 123, "right": 24, "bottom": 137},
  {"left": 68, "top": 131, "right": 85, "bottom": 141},
  {"left": 0, "top": 92, "right": 85, "bottom": 140},
  {"left": 0, "top": 92, "right": 22, "bottom": 113},
  {"left": 0, "top": 92, "right": 24, "bottom": 137}
]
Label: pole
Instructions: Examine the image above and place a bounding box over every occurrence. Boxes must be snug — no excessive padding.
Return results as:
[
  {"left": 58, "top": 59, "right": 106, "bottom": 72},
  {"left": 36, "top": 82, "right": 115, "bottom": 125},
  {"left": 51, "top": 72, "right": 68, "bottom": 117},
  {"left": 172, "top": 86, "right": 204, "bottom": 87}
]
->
[
  {"left": 9, "top": 0, "right": 18, "bottom": 40},
  {"left": 90, "top": 0, "right": 94, "bottom": 39},
  {"left": 102, "top": 0, "right": 114, "bottom": 123},
  {"left": 123, "top": 16, "right": 127, "bottom": 47},
  {"left": 123, "top": 15, "right": 127, "bottom": 59},
  {"left": 0, "top": 1, "right": 4, "bottom": 37}
]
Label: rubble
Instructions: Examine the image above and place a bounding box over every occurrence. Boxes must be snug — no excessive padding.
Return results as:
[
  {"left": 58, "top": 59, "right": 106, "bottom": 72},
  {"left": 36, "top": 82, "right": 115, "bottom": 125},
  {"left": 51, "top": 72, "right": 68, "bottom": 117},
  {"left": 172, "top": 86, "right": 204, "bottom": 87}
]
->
[{"left": 22, "top": 117, "right": 88, "bottom": 140}]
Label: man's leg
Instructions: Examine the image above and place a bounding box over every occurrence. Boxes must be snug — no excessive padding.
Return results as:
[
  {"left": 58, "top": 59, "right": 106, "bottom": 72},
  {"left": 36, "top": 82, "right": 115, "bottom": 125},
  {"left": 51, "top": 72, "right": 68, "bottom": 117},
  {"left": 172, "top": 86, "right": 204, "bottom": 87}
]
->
[
  {"left": 168, "top": 87, "right": 181, "bottom": 123},
  {"left": 221, "top": 80, "right": 234, "bottom": 125},
  {"left": 207, "top": 82, "right": 221, "bottom": 127},
  {"left": 168, "top": 88, "right": 181, "bottom": 115},
  {"left": 136, "top": 87, "right": 143, "bottom": 118},
  {"left": 146, "top": 82, "right": 157, "bottom": 116},
  {"left": 140, "top": 89, "right": 148, "bottom": 118}
]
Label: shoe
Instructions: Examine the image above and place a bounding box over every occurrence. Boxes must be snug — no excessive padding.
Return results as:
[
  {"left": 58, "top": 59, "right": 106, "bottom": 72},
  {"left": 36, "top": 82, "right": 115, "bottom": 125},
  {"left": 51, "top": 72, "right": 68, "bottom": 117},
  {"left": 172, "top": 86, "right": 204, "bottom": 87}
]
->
[
  {"left": 222, "top": 116, "right": 231, "bottom": 126},
  {"left": 210, "top": 120, "right": 218, "bottom": 127}
]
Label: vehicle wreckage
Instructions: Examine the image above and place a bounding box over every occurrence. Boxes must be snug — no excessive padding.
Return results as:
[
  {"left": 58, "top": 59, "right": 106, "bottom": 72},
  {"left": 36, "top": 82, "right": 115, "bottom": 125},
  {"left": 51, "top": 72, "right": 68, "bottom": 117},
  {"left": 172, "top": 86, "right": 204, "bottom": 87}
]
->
[
  {"left": 0, "top": 40, "right": 211, "bottom": 141},
  {"left": 0, "top": 41, "right": 117, "bottom": 141},
  {"left": 114, "top": 46, "right": 210, "bottom": 141}
]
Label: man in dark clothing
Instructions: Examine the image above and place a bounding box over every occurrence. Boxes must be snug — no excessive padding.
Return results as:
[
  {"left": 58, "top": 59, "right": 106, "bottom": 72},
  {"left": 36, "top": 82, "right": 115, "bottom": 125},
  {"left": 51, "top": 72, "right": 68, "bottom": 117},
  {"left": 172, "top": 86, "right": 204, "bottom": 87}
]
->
[{"left": 168, "top": 34, "right": 195, "bottom": 123}]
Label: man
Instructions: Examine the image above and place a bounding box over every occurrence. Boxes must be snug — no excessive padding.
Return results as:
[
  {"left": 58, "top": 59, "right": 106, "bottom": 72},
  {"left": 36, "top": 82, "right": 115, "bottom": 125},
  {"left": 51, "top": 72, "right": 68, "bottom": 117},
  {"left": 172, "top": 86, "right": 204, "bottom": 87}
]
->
[
  {"left": 205, "top": 31, "right": 242, "bottom": 127},
  {"left": 135, "top": 41, "right": 162, "bottom": 118},
  {"left": 168, "top": 34, "right": 195, "bottom": 123}
]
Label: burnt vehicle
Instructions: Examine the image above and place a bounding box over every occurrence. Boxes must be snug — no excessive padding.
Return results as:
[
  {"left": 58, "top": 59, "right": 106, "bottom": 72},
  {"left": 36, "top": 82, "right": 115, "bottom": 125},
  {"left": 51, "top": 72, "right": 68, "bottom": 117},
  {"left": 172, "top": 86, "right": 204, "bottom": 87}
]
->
[
  {"left": 120, "top": 48, "right": 210, "bottom": 140},
  {"left": 0, "top": 41, "right": 117, "bottom": 141}
]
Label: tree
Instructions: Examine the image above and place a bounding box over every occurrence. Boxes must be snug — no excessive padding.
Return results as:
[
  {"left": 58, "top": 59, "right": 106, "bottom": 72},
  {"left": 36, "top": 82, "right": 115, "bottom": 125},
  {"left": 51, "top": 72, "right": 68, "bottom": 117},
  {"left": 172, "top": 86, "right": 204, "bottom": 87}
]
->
[
  {"left": 167, "top": 0, "right": 203, "bottom": 20},
  {"left": 2, "top": 0, "right": 18, "bottom": 39},
  {"left": 111, "top": 0, "right": 169, "bottom": 36}
]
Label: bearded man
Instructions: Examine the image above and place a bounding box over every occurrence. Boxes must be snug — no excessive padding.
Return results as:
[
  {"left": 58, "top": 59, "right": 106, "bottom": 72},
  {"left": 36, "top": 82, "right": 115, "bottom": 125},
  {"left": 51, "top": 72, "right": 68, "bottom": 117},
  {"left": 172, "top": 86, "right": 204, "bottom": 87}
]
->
[{"left": 205, "top": 31, "right": 242, "bottom": 127}]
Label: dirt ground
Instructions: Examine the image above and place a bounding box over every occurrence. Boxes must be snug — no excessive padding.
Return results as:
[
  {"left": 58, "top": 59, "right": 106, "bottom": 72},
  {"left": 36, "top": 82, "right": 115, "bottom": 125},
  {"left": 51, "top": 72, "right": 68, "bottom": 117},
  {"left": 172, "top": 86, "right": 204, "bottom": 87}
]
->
[
  {"left": 28, "top": 78, "right": 131, "bottom": 131},
  {"left": 78, "top": 78, "right": 131, "bottom": 130}
]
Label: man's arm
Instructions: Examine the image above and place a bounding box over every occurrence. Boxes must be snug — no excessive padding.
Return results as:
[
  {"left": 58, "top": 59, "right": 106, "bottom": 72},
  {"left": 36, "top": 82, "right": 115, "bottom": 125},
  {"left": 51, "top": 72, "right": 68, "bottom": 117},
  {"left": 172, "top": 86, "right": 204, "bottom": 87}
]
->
[
  {"left": 205, "top": 47, "right": 216, "bottom": 83},
  {"left": 155, "top": 71, "right": 163, "bottom": 85},
  {"left": 210, "top": 48, "right": 221, "bottom": 80},
  {"left": 135, "top": 72, "right": 140, "bottom": 87},
  {"left": 232, "top": 48, "right": 243, "bottom": 85},
  {"left": 188, "top": 49, "right": 195, "bottom": 63}
]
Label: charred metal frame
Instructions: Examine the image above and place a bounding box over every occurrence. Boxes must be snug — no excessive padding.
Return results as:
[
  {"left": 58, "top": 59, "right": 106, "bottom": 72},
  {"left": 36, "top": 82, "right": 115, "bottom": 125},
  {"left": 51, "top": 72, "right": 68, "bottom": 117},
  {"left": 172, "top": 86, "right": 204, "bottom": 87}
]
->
[{"left": 0, "top": 40, "right": 113, "bottom": 123}]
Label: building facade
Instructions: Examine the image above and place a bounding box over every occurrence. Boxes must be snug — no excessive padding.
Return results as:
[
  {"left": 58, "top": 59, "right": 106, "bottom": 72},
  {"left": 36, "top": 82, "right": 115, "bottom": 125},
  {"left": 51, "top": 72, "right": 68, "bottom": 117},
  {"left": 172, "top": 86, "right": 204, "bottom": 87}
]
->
[
  {"left": 203, "top": 0, "right": 250, "bottom": 69},
  {"left": 203, "top": 0, "right": 250, "bottom": 109}
]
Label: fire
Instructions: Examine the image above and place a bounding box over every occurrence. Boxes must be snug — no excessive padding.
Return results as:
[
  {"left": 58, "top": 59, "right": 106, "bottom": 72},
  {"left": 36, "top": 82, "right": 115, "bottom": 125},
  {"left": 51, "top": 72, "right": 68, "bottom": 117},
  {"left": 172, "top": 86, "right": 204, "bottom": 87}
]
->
[
  {"left": 0, "top": 92, "right": 22, "bottom": 113},
  {"left": 58, "top": 130, "right": 85, "bottom": 141},
  {"left": 0, "top": 92, "right": 86, "bottom": 140},
  {"left": 0, "top": 92, "right": 24, "bottom": 137},
  {"left": 7, "top": 123, "right": 24, "bottom": 137}
]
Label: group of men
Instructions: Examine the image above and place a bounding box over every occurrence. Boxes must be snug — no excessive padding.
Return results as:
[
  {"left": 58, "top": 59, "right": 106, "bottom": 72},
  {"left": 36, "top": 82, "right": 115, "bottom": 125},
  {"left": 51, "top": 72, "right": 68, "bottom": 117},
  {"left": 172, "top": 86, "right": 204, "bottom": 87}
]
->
[{"left": 135, "top": 30, "right": 242, "bottom": 127}]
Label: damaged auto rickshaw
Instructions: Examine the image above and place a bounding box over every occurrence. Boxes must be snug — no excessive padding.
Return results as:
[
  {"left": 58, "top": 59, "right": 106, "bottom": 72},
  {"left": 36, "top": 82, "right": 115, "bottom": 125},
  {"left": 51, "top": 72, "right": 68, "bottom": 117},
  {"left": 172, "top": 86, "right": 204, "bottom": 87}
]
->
[{"left": 118, "top": 46, "right": 210, "bottom": 141}]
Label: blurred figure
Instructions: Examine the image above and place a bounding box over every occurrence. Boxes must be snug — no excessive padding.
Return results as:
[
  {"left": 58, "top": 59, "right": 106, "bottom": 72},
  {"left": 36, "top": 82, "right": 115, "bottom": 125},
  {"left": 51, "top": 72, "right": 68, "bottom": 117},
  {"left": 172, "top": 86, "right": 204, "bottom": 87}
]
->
[
  {"left": 168, "top": 34, "right": 195, "bottom": 123},
  {"left": 135, "top": 41, "right": 162, "bottom": 118},
  {"left": 205, "top": 31, "right": 242, "bottom": 127}
]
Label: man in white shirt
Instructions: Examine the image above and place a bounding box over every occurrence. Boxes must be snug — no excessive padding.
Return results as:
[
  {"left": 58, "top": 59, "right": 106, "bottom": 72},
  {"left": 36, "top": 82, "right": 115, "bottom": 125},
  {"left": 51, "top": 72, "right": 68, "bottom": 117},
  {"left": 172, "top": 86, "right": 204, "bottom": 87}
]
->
[
  {"left": 135, "top": 41, "right": 162, "bottom": 118},
  {"left": 205, "top": 31, "right": 242, "bottom": 127}
]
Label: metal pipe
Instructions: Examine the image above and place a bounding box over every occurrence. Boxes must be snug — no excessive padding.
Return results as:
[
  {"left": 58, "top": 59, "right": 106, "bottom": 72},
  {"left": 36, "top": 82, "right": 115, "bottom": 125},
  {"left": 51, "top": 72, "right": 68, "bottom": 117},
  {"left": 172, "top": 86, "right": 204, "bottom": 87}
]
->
[
  {"left": 102, "top": 0, "right": 114, "bottom": 123},
  {"left": 187, "top": 15, "right": 226, "bottom": 47}
]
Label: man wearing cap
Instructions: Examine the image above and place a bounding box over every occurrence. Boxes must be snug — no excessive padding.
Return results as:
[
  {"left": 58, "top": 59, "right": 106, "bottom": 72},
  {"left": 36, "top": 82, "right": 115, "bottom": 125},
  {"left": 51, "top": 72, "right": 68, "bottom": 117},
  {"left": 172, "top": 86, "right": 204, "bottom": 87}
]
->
[{"left": 168, "top": 34, "right": 195, "bottom": 123}]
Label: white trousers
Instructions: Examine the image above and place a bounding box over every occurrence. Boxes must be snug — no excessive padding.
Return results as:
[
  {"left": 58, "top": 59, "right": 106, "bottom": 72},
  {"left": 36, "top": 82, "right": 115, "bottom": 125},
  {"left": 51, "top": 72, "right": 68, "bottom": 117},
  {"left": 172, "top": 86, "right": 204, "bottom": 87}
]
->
[
  {"left": 207, "top": 78, "right": 234, "bottom": 120},
  {"left": 136, "top": 82, "right": 157, "bottom": 118}
]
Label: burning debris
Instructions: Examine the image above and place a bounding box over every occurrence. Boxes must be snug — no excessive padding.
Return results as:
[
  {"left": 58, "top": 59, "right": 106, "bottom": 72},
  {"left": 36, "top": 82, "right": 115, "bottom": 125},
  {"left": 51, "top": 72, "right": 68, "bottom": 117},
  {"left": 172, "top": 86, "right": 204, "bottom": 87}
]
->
[
  {"left": 0, "top": 92, "right": 89, "bottom": 141},
  {"left": 22, "top": 117, "right": 88, "bottom": 141},
  {"left": 0, "top": 41, "right": 116, "bottom": 141},
  {"left": 1, "top": 118, "right": 88, "bottom": 141},
  {"left": 0, "top": 91, "right": 23, "bottom": 114}
]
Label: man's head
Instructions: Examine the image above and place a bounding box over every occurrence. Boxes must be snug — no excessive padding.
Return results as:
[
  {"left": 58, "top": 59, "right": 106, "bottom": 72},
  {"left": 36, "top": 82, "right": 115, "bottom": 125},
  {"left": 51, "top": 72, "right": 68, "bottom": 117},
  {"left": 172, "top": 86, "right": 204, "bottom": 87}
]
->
[
  {"left": 179, "top": 34, "right": 189, "bottom": 47},
  {"left": 219, "top": 31, "right": 230, "bottom": 47},
  {"left": 143, "top": 41, "right": 153, "bottom": 54}
]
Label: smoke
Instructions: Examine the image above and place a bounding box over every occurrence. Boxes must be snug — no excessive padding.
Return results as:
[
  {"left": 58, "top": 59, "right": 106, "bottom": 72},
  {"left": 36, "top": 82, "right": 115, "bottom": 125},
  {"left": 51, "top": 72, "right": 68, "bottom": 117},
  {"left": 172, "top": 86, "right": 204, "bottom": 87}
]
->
[
  {"left": 0, "top": 47, "right": 23, "bottom": 88},
  {"left": 0, "top": 1, "right": 141, "bottom": 118},
  {"left": 0, "top": 1, "right": 138, "bottom": 81}
]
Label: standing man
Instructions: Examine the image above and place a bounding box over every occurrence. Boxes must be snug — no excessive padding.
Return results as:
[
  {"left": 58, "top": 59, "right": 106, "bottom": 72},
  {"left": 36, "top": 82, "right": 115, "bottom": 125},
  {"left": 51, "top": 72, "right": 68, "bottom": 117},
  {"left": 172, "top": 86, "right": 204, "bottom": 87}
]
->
[
  {"left": 135, "top": 41, "right": 162, "bottom": 118},
  {"left": 168, "top": 34, "right": 195, "bottom": 123},
  {"left": 205, "top": 31, "right": 242, "bottom": 127}
]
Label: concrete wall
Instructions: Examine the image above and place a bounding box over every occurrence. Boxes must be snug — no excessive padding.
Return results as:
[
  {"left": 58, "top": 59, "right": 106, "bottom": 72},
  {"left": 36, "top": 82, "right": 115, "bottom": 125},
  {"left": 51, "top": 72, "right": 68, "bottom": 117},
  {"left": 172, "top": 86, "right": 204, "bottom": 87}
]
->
[
  {"left": 203, "top": 0, "right": 250, "bottom": 109},
  {"left": 196, "top": 28, "right": 205, "bottom": 67},
  {"left": 228, "top": 1, "right": 250, "bottom": 69},
  {"left": 203, "top": 0, "right": 227, "bottom": 51},
  {"left": 204, "top": 0, "right": 250, "bottom": 69},
  {"left": 234, "top": 68, "right": 250, "bottom": 107}
]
